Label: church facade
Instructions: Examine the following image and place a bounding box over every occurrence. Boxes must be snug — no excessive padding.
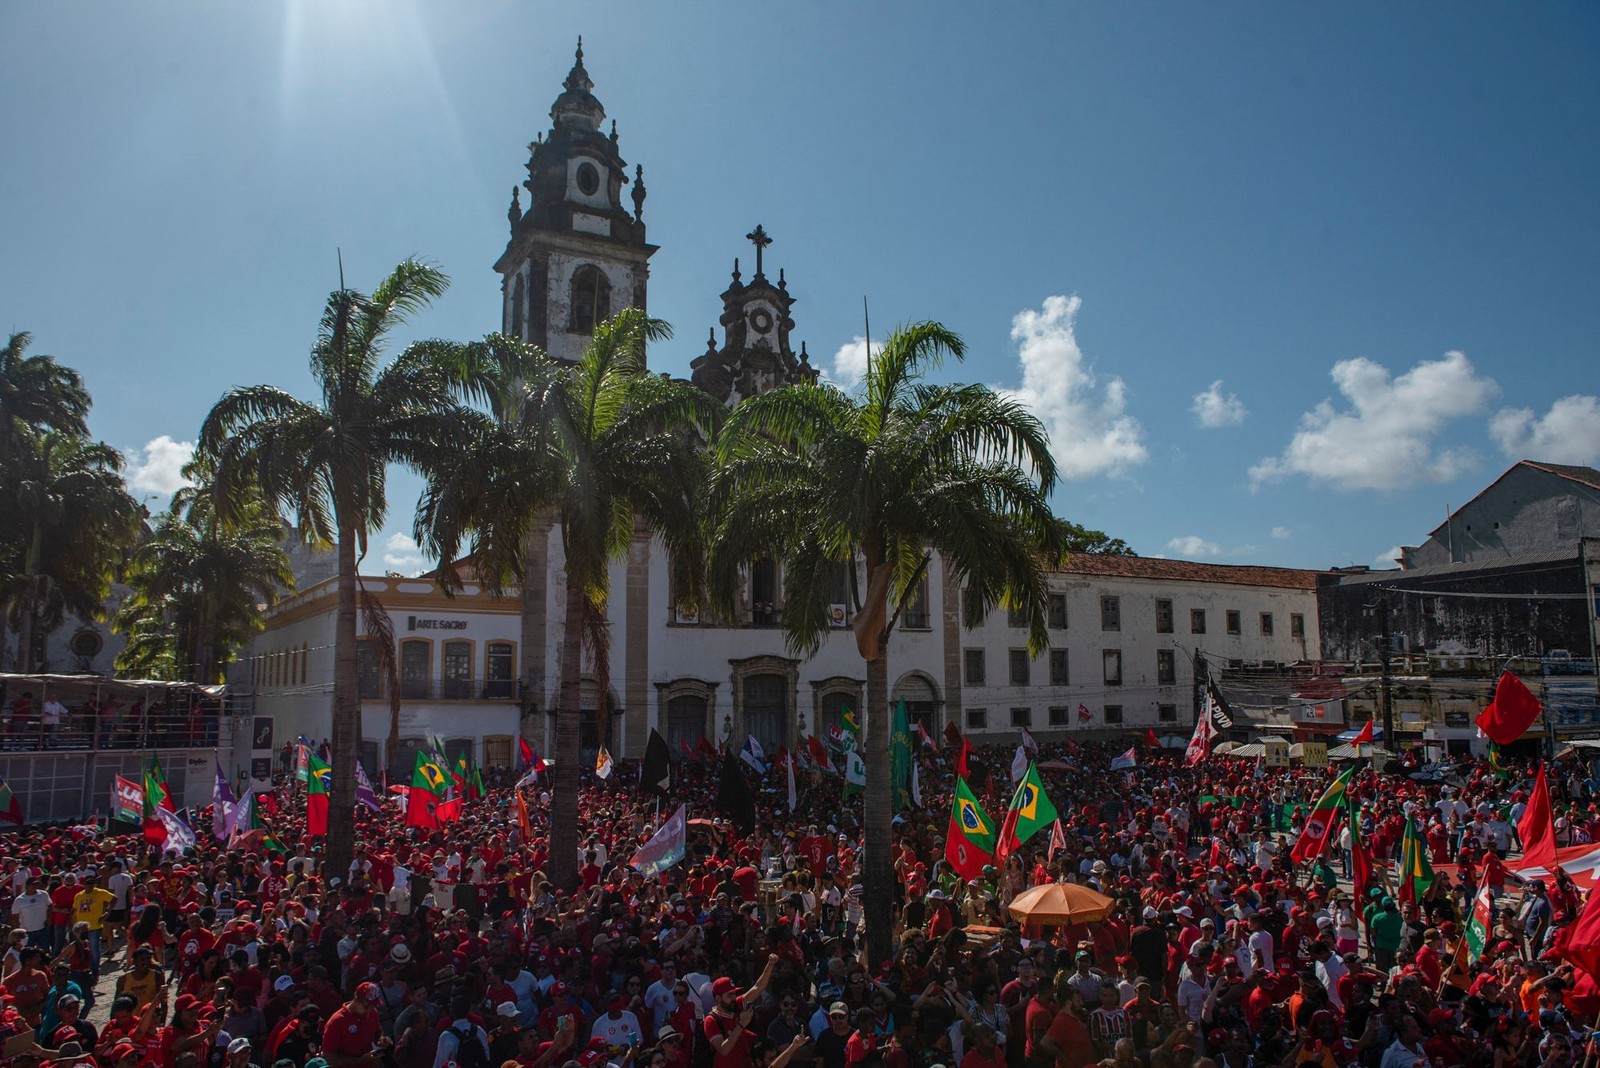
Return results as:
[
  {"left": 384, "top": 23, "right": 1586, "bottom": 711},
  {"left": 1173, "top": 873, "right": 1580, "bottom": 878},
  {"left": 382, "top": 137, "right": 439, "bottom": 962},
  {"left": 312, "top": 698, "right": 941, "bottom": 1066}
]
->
[{"left": 237, "top": 47, "right": 1324, "bottom": 778}]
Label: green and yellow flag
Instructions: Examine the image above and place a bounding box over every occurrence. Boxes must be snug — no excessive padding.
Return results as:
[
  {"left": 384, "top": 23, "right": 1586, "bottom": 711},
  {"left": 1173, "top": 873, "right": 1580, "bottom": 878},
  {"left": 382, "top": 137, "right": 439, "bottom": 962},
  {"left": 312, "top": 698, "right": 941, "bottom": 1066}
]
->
[
  {"left": 890, "top": 700, "right": 913, "bottom": 811},
  {"left": 995, "top": 761, "right": 1057, "bottom": 859},
  {"left": 1398, "top": 815, "right": 1435, "bottom": 904},
  {"left": 945, "top": 777, "right": 996, "bottom": 879}
]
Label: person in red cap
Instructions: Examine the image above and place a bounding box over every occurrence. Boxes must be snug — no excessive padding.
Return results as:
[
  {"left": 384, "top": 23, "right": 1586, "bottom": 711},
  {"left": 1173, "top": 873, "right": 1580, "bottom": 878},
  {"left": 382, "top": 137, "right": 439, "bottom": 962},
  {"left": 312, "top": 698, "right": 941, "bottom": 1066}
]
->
[
  {"left": 161, "top": 991, "right": 222, "bottom": 1068},
  {"left": 702, "top": 955, "right": 778, "bottom": 1068},
  {"left": 322, "top": 981, "right": 388, "bottom": 1068}
]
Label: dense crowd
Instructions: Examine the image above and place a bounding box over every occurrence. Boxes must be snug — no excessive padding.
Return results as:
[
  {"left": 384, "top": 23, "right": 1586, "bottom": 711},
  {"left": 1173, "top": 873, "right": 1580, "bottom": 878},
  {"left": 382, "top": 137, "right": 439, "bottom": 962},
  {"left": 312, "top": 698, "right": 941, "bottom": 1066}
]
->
[{"left": 0, "top": 737, "right": 1595, "bottom": 1068}]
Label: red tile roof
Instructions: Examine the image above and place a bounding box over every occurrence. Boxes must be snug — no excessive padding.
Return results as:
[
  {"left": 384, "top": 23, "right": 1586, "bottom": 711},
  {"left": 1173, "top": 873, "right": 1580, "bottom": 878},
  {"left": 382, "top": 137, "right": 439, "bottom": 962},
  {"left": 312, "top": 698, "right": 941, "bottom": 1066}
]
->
[{"left": 1058, "top": 554, "right": 1324, "bottom": 590}]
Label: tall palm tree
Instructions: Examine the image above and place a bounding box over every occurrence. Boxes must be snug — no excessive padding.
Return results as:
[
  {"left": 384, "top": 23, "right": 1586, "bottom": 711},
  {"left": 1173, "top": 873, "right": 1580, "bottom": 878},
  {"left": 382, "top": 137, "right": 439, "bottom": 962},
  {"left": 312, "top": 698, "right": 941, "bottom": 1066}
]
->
[
  {"left": 416, "top": 309, "right": 720, "bottom": 889},
  {"left": 113, "top": 478, "right": 295, "bottom": 682},
  {"left": 2, "top": 430, "right": 143, "bottom": 672},
  {"left": 707, "top": 322, "right": 1069, "bottom": 963},
  {"left": 199, "top": 260, "right": 475, "bottom": 875},
  {"left": 0, "top": 332, "right": 91, "bottom": 466}
]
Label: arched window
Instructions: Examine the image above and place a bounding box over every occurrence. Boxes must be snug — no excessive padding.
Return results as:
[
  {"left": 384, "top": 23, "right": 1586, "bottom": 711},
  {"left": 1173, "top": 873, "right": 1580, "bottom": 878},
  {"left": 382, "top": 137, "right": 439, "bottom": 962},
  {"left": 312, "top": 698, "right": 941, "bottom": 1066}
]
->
[
  {"left": 570, "top": 265, "right": 611, "bottom": 335},
  {"left": 511, "top": 274, "right": 525, "bottom": 338}
]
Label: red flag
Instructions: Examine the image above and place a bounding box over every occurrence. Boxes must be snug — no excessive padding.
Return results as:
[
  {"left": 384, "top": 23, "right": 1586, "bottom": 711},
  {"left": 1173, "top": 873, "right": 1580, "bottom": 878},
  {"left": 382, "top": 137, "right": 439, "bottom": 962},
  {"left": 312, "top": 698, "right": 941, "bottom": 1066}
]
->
[
  {"left": 943, "top": 721, "right": 963, "bottom": 748},
  {"left": 1063, "top": 737, "right": 1080, "bottom": 756},
  {"left": 1077, "top": 703, "right": 1091, "bottom": 723},
  {"left": 1145, "top": 728, "right": 1161, "bottom": 749},
  {"left": 1519, "top": 763, "right": 1559, "bottom": 874},
  {"left": 1476, "top": 672, "right": 1542, "bottom": 746},
  {"left": 518, "top": 736, "right": 534, "bottom": 768},
  {"left": 695, "top": 737, "right": 717, "bottom": 761},
  {"left": 514, "top": 790, "right": 533, "bottom": 842},
  {"left": 680, "top": 739, "right": 694, "bottom": 759},
  {"left": 1351, "top": 720, "right": 1374, "bottom": 746},
  {"left": 1559, "top": 885, "right": 1600, "bottom": 979},
  {"left": 956, "top": 737, "right": 973, "bottom": 779},
  {"left": 1346, "top": 833, "right": 1373, "bottom": 906},
  {"left": 807, "top": 734, "right": 832, "bottom": 771}
]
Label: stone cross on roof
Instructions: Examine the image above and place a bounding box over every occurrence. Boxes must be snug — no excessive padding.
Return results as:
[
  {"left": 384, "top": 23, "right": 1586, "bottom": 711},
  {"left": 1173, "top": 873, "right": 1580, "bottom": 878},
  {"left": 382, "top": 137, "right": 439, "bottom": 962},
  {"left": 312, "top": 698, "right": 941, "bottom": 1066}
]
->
[{"left": 745, "top": 224, "right": 772, "bottom": 280}]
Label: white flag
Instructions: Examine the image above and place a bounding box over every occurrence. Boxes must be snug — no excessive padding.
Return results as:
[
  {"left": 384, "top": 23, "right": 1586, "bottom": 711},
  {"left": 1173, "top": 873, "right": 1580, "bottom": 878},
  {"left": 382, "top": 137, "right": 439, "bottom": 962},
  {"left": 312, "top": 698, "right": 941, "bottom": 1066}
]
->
[
  {"left": 786, "top": 751, "right": 798, "bottom": 813},
  {"left": 595, "top": 747, "right": 614, "bottom": 780},
  {"left": 1010, "top": 745, "right": 1029, "bottom": 783},
  {"left": 1020, "top": 727, "right": 1039, "bottom": 755},
  {"left": 740, "top": 735, "right": 769, "bottom": 774},
  {"left": 844, "top": 750, "right": 866, "bottom": 787}
]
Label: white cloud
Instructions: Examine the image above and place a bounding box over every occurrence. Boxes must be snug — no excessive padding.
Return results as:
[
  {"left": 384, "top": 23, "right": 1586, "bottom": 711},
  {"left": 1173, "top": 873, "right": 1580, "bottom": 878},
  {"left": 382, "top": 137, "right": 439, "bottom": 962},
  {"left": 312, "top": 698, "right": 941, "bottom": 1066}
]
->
[
  {"left": 1166, "top": 535, "right": 1222, "bottom": 559},
  {"left": 1249, "top": 351, "right": 1496, "bottom": 491},
  {"left": 1191, "top": 380, "right": 1247, "bottom": 428},
  {"left": 1271, "top": 526, "right": 1292, "bottom": 540},
  {"left": 1375, "top": 545, "right": 1403, "bottom": 568},
  {"left": 1489, "top": 395, "right": 1600, "bottom": 465},
  {"left": 827, "top": 336, "right": 881, "bottom": 388},
  {"left": 126, "top": 436, "right": 195, "bottom": 496},
  {"left": 382, "top": 533, "right": 426, "bottom": 575},
  {"left": 1000, "top": 295, "right": 1147, "bottom": 479}
]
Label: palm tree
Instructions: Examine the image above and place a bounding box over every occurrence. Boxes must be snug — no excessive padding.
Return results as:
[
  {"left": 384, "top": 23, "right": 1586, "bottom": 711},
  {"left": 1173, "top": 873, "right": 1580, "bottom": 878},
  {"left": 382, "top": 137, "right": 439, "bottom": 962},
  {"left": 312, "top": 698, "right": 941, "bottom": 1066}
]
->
[
  {"left": 416, "top": 309, "right": 720, "bottom": 889},
  {"left": 198, "top": 260, "right": 475, "bottom": 875},
  {"left": 113, "top": 476, "right": 295, "bottom": 682},
  {"left": 2, "top": 430, "right": 143, "bottom": 672},
  {"left": 0, "top": 333, "right": 91, "bottom": 465},
  {"left": 707, "top": 322, "right": 1069, "bottom": 963}
]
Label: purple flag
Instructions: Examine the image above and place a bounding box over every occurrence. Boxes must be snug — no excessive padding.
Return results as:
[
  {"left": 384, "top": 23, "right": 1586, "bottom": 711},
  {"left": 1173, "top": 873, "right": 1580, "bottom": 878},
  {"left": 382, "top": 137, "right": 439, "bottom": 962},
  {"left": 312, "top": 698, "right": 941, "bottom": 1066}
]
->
[
  {"left": 212, "top": 763, "right": 236, "bottom": 842},
  {"left": 355, "top": 760, "right": 382, "bottom": 813}
]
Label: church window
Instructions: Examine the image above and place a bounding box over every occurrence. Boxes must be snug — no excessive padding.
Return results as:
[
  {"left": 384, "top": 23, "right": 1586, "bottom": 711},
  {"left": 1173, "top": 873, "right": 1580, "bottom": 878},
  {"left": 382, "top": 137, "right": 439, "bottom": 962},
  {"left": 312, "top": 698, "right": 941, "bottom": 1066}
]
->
[
  {"left": 575, "top": 161, "right": 600, "bottom": 197},
  {"left": 570, "top": 265, "right": 611, "bottom": 335}
]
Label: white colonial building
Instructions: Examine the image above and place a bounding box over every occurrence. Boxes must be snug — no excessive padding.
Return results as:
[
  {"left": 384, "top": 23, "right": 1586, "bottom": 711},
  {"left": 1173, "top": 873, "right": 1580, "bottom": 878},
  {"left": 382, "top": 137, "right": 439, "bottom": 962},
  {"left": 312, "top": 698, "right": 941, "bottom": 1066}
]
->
[{"left": 234, "top": 48, "right": 1325, "bottom": 778}]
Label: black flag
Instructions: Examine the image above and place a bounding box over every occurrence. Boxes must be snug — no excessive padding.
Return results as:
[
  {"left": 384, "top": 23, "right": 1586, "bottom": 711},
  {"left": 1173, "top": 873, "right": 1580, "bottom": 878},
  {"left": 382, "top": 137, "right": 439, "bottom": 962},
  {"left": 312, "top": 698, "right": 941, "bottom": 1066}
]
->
[
  {"left": 1206, "top": 678, "right": 1235, "bottom": 731},
  {"left": 641, "top": 729, "right": 672, "bottom": 793},
  {"left": 716, "top": 751, "right": 757, "bottom": 835}
]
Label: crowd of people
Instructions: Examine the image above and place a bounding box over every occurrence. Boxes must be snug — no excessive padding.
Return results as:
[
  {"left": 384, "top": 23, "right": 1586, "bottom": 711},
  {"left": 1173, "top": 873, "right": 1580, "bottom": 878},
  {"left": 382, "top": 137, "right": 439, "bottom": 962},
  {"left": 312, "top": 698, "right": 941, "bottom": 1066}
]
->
[{"left": 0, "top": 736, "right": 1595, "bottom": 1068}]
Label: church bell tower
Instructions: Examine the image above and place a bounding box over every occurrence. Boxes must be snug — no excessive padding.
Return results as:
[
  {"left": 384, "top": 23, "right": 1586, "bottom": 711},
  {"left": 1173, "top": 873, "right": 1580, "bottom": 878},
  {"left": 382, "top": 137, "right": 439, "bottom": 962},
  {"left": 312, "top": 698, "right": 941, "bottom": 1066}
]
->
[
  {"left": 495, "top": 39, "right": 656, "bottom": 364},
  {"left": 690, "top": 225, "right": 818, "bottom": 406}
]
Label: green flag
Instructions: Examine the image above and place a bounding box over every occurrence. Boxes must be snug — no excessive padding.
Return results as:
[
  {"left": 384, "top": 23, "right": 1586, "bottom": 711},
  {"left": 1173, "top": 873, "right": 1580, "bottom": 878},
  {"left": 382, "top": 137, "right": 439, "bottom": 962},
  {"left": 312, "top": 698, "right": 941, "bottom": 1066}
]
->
[{"left": 890, "top": 700, "right": 913, "bottom": 811}]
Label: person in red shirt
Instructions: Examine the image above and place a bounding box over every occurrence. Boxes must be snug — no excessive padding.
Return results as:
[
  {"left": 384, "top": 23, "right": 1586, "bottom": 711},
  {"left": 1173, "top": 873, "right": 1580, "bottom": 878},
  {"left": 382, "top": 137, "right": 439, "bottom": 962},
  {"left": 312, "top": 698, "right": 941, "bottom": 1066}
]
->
[
  {"left": 174, "top": 910, "right": 215, "bottom": 976},
  {"left": 960, "top": 1023, "right": 1006, "bottom": 1068},
  {"left": 1038, "top": 989, "right": 1096, "bottom": 1068},
  {"left": 703, "top": 956, "right": 777, "bottom": 1068},
  {"left": 321, "top": 982, "right": 386, "bottom": 1068}
]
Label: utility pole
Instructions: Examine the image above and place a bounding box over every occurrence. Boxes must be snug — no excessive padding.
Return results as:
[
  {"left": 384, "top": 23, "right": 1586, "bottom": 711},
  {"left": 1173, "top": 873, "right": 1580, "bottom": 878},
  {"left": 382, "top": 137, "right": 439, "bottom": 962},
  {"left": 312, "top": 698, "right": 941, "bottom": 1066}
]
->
[{"left": 1379, "top": 588, "right": 1395, "bottom": 746}]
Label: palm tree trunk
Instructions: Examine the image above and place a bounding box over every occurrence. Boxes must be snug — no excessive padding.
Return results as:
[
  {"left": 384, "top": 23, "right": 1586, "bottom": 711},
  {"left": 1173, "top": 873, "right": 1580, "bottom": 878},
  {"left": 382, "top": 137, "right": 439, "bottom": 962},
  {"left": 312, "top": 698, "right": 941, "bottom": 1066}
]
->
[
  {"left": 547, "top": 569, "right": 585, "bottom": 890},
  {"left": 325, "top": 530, "right": 360, "bottom": 877},
  {"left": 863, "top": 651, "right": 895, "bottom": 964}
]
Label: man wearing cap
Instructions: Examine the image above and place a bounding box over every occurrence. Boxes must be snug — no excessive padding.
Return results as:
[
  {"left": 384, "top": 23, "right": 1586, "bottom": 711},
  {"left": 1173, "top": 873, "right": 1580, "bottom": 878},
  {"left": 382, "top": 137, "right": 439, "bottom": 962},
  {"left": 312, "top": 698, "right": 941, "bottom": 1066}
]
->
[
  {"left": 591, "top": 995, "right": 644, "bottom": 1051},
  {"left": 703, "top": 955, "right": 778, "bottom": 1068},
  {"left": 322, "top": 982, "right": 387, "bottom": 1068}
]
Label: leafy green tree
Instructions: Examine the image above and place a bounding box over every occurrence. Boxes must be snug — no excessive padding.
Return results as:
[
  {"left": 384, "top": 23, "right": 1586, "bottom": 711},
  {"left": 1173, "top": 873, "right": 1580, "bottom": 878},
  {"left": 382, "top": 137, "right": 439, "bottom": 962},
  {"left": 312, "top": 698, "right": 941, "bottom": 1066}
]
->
[
  {"left": 2, "top": 431, "right": 142, "bottom": 672},
  {"left": 1063, "top": 521, "right": 1136, "bottom": 556},
  {"left": 199, "top": 260, "right": 474, "bottom": 874},
  {"left": 0, "top": 332, "right": 90, "bottom": 466},
  {"left": 416, "top": 309, "right": 719, "bottom": 889},
  {"left": 114, "top": 474, "right": 295, "bottom": 682},
  {"left": 707, "top": 322, "right": 1069, "bottom": 963}
]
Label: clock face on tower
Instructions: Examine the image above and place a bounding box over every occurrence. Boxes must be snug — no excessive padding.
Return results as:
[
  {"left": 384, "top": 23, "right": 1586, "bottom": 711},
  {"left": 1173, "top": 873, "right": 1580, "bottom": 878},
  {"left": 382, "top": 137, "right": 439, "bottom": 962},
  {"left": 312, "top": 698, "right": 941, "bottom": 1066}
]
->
[{"left": 749, "top": 308, "right": 773, "bottom": 334}]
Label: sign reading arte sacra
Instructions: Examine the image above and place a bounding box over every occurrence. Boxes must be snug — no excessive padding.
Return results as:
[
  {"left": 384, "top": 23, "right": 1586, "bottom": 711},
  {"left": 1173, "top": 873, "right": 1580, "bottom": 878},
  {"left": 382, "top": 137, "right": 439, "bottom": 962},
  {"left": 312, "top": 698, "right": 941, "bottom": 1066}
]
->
[{"left": 407, "top": 616, "right": 469, "bottom": 631}]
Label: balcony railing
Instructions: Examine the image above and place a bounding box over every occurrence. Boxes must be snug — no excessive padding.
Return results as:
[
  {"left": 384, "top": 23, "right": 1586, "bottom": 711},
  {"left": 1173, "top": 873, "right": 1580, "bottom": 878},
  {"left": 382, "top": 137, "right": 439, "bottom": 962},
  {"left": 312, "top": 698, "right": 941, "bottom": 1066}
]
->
[
  {"left": 0, "top": 707, "right": 232, "bottom": 753},
  {"left": 358, "top": 675, "right": 521, "bottom": 702}
]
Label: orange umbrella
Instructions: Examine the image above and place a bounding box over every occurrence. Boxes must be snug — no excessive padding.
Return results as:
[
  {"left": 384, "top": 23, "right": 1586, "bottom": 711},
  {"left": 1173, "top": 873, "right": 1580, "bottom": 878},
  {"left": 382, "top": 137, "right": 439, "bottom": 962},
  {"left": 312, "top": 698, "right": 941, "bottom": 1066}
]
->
[{"left": 1007, "top": 881, "right": 1116, "bottom": 926}]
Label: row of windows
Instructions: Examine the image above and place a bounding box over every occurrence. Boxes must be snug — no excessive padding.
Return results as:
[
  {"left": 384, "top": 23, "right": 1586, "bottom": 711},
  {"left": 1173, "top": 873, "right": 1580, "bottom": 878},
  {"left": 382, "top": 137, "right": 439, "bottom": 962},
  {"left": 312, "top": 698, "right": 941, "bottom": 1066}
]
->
[
  {"left": 963, "top": 703, "right": 1180, "bottom": 729},
  {"left": 253, "top": 644, "right": 309, "bottom": 690},
  {"left": 1008, "top": 595, "right": 1304, "bottom": 639},
  {"left": 963, "top": 647, "right": 1179, "bottom": 687},
  {"left": 353, "top": 638, "right": 518, "bottom": 700}
]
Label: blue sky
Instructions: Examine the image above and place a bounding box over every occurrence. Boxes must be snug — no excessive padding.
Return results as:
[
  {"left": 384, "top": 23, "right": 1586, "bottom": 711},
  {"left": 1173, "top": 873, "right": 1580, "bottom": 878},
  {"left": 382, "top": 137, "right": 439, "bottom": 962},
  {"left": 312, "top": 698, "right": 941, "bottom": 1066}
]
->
[{"left": 3, "top": 2, "right": 1597, "bottom": 574}]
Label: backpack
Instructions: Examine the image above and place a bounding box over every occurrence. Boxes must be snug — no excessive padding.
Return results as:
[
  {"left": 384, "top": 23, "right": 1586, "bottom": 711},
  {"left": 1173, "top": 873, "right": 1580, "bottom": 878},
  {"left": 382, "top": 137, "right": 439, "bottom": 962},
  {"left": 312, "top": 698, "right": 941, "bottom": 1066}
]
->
[{"left": 449, "top": 1025, "right": 490, "bottom": 1068}]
